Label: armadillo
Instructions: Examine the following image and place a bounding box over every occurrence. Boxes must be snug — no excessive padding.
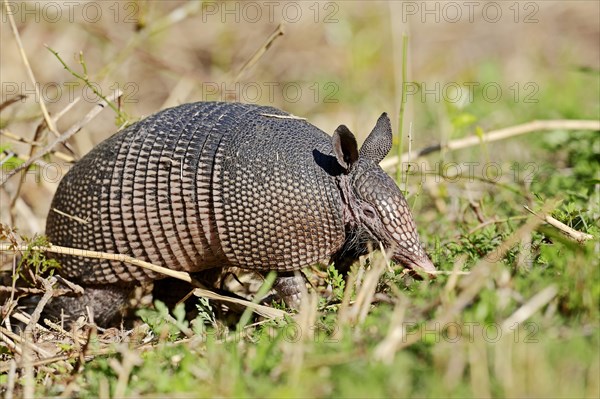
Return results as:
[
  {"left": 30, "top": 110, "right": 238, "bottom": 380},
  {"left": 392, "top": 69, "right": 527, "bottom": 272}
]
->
[{"left": 44, "top": 102, "right": 435, "bottom": 326}]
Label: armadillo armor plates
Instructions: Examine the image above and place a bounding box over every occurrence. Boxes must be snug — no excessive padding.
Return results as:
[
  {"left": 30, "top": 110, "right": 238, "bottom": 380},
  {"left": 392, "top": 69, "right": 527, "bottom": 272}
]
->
[{"left": 45, "top": 102, "right": 435, "bottom": 326}]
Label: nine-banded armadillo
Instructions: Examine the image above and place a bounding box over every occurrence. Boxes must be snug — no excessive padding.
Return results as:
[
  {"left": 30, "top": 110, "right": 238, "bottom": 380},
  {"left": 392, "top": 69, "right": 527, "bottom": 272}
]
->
[{"left": 45, "top": 101, "right": 435, "bottom": 326}]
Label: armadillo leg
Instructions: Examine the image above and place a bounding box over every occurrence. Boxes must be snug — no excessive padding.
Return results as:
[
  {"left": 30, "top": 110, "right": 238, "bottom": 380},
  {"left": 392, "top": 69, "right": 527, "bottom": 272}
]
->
[
  {"left": 152, "top": 278, "right": 194, "bottom": 310},
  {"left": 44, "top": 283, "right": 133, "bottom": 327},
  {"left": 271, "top": 272, "right": 308, "bottom": 309}
]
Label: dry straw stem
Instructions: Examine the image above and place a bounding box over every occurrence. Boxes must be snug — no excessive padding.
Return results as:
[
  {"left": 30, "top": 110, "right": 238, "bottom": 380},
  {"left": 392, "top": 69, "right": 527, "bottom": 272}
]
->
[
  {"left": 2, "top": 96, "right": 81, "bottom": 147},
  {"left": 4, "top": 360, "right": 17, "bottom": 399},
  {"left": 3, "top": 0, "right": 58, "bottom": 136},
  {"left": 11, "top": 312, "right": 51, "bottom": 334},
  {"left": 18, "top": 276, "right": 56, "bottom": 399},
  {"left": 501, "top": 284, "right": 558, "bottom": 330},
  {"left": 372, "top": 294, "right": 408, "bottom": 364},
  {"left": 468, "top": 330, "right": 492, "bottom": 397},
  {"left": 191, "top": 288, "right": 287, "bottom": 319},
  {"left": 381, "top": 119, "right": 600, "bottom": 171},
  {"left": 24, "top": 277, "right": 56, "bottom": 333},
  {"left": 1, "top": 130, "right": 44, "bottom": 146},
  {"left": 0, "top": 326, "right": 53, "bottom": 358},
  {"left": 111, "top": 345, "right": 143, "bottom": 398},
  {"left": 0, "top": 243, "right": 287, "bottom": 320},
  {"left": 286, "top": 290, "right": 319, "bottom": 384},
  {"left": 233, "top": 23, "right": 285, "bottom": 83},
  {"left": 50, "top": 208, "right": 89, "bottom": 225},
  {"left": 8, "top": 97, "right": 81, "bottom": 224},
  {"left": 260, "top": 113, "right": 306, "bottom": 120},
  {"left": 338, "top": 250, "right": 389, "bottom": 328},
  {"left": 0, "top": 150, "right": 73, "bottom": 168},
  {"left": 0, "top": 90, "right": 122, "bottom": 186},
  {"left": 0, "top": 344, "right": 130, "bottom": 375},
  {"left": 0, "top": 328, "right": 21, "bottom": 355},
  {"left": 523, "top": 205, "right": 594, "bottom": 244},
  {"left": 0, "top": 94, "right": 27, "bottom": 112}
]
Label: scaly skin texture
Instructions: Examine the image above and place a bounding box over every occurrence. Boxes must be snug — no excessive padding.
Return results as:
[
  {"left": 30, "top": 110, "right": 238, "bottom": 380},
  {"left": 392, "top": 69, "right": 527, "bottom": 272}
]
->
[{"left": 45, "top": 102, "right": 435, "bottom": 326}]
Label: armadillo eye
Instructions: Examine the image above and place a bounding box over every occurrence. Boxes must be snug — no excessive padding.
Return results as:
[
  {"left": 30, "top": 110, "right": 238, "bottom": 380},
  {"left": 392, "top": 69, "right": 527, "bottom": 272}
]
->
[{"left": 362, "top": 204, "right": 377, "bottom": 219}]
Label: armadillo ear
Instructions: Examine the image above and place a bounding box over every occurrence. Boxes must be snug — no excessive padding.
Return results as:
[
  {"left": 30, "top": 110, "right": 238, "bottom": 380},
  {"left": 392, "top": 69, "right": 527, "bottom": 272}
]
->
[
  {"left": 359, "top": 112, "right": 393, "bottom": 164},
  {"left": 332, "top": 125, "right": 359, "bottom": 173}
]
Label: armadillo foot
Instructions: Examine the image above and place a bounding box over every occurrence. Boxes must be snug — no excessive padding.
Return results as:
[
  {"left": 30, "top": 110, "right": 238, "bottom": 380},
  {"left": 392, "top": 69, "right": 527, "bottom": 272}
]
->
[
  {"left": 43, "top": 283, "right": 133, "bottom": 327},
  {"left": 270, "top": 272, "right": 308, "bottom": 310}
]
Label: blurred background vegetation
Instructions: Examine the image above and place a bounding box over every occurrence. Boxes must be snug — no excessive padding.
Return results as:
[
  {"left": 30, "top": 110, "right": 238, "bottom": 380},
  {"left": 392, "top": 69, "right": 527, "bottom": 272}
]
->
[{"left": 1, "top": 1, "right": 598, "bottom": 397}]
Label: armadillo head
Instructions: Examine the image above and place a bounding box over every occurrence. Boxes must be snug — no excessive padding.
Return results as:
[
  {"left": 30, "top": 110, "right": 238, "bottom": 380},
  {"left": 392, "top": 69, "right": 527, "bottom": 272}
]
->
[{"left": 331, "top": 113, "right": 436, "bottom": 276}]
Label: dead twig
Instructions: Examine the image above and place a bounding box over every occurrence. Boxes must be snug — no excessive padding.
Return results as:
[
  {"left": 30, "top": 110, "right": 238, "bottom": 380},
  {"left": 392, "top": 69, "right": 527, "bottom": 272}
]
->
[
  {"left": 523, "top": 205, "right": 594, "bottom": 244},
  {"left": 50, "top": 208, "right": 89, "bottom": 225},
  {"left": 0, "top": 243, "right": 199, "bottom": 284},
  {"left": 260, "top": 113, "right": 306, "bottom": 120},
  {"left": 3, "top": 0, "right": 58, "bottom": 136},
  {"left": 381, "top": 119, "right": 600, "bottom": 171},
  {"left": 0, "top": 243, "right": 288, "bottom": 320},
  {"left": 0, "top": 90, "right": 122, "bottom": 186},
  {"left": 54, "top": 275, "right": 85, "bottom": 295},
  {"left": 501, "top": 285, "right": 558, "bottom": 329},
  {"left": 0, "top": 146, "right": 75, "bottom": 164},
  {"left": 20, "top": 276, "right": 55, "bottom": 399},
  {"left": 0, "top": 94, "right": 27, "bottom": 112},
  {"left": 25, "top": 277, "right": 56, "bottom": 332},
  {"left": 0, "top": 328, "right": 21, "bottom": 355},
  {"left": 10, "top": 312, "right": 50, "bottom": 333},
  {"left": 465, "top": 215, "right": 530, "bottom": 236},
  {"left": 4, "top": 360, "right": 17, "bottom": 399},
  {"left": 111, "top": 346, "right": 142, "bottom": 398},
  {"left": 372, "top": 295, "right": 408, "bottom": 363},
  {"left": 234, "top": 23, "right": 285, "bottom": 83},
  {"left": 0, "top": 326, "right": 54, "bottom": 358},
  {"left": 0, "top": 130, "right": 43, "bottom": 146},
  {"left": 0, "top": 285, "right": 82, "bottom": 296},
  {"left": 339, "top": 252, "right": 389, "bottom": 326}
]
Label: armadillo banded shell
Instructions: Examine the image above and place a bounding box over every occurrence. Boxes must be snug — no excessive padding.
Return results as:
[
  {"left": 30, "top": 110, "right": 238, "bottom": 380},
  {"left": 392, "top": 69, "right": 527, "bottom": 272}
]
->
[{"left": 46, "top": 102, "right": 346, "bottom": 284}]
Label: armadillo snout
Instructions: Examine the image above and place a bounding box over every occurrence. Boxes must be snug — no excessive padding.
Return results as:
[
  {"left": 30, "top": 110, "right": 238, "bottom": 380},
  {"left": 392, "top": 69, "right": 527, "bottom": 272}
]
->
[{"left": 352, "top": 165, "right": 436, "bottom": 275}]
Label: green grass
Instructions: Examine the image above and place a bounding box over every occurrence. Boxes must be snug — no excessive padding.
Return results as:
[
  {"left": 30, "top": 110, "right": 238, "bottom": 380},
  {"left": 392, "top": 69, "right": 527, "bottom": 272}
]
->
[
  {"left": 89, "top": 81, "right": 599, "bottom": 397},
  {"left": 5, "top": 120, "right": 597, "bottom": 397}
]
